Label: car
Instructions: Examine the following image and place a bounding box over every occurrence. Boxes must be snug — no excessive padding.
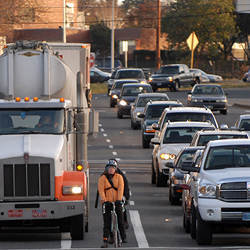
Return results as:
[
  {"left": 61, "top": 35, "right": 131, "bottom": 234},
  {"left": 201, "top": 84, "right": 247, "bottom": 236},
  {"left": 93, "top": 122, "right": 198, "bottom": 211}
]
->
[
  {"left": 117, "top": 83, "right": 153, "bottom": 119},
  {"left": 181, "top": 139, "right": 250, "bottom": 245},
  {"left": 130, "top": 93, "right": 169, "bottom": 129},
  {"left": 190, "top": 69, "right": 210, "bottom": 83},
  {"left": 139, "top": 100, "right": 183, "bottom": 148},
  {"left": 153, "top": 107, "right": 219, "bottom": 140},
  {"left": 242, "top": 70, "right": 250, "bottom": 82},
  {"left": 190, "top": 129, "right": 249, "bottom": 146},
  {"left": 107, "top": 69, "right": 119, "bottom": 95},
  {"left": 148, "top": 64, "right": 200, "bottom": 92},
  {"left": 190, "top": 68, "right": 223, "bottom": 83},
  {"left": 151, "top": 121, "right": 215, "bottom": 187},
  {"left": 109, "top": 79, "right": 140, "bottom": 107},
  {"left": 90, "top": 67, "right": 111, "bottom": 83},
  {"left": 187, "top": 84, "right": 228, "bottom": 114},
  {"left": 234, "top": 114, "right": 250, "bottom": 137},
  {"left": 166, "top": 146, "right": 204, "bottom": 205}
]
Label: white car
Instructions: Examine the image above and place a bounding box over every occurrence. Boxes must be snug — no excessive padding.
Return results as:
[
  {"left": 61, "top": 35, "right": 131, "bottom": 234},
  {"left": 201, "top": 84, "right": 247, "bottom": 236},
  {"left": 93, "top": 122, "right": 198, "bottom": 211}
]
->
[
  {"left": 234, "top": 114, "right": 250, "bottom": 137},
  {"left": 182, "top": 139, "right": 250, "bottom": 245},
  {"left": 151, "top": 121, "right": 215, "bottom": 187},
  {"left": 130, "top": 92, "right": 169, "bottom": 129},
  {"left": 190, "top": 68, "right": 223, "bottom": 83}
]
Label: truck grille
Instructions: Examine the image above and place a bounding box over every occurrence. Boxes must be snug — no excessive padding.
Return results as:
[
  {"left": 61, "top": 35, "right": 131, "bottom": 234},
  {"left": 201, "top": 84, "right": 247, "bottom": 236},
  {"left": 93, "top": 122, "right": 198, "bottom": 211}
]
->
[
  {"left": 218, "top": 182, "right": 249, "bottom": 202},
  {"left": 3, "top": 163, "right": 51, "bottom": 198}
]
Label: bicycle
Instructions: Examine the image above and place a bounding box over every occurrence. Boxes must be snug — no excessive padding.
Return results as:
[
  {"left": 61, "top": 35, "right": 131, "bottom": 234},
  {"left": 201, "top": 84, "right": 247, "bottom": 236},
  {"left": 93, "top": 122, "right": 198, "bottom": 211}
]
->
[{"left": 110, "top": 202, "right": 122, "bottom": 248}]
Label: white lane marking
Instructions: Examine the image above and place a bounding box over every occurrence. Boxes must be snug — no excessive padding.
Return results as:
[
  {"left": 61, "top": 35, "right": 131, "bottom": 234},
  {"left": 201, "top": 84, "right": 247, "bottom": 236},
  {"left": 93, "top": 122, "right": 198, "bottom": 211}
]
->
[
  {"left": 100, "top": 128, "right": 104, "bottom": 132},
  {"left": 106, "top": 139, "right": 111, "bottom": 143},
  {"left": 129, "top": 200, "right": 135, "bottom": 206},
  {"left": 112, "top": 151, "right": 118, "bottom": 156},
  {"left": 109, "top": 145, "right": 114, "bottom": 149},
  {"left": 129, "top": 210, "right": 149, "bottom": 248},
  {"left": 103, "top": 133, "right": 107, "bottom": 137},
  {"left": 61, "top": 233, "right": 71, "bottom": 249},
  {"left": 98, "top": 123, "right": 102, "bottom": 127}
]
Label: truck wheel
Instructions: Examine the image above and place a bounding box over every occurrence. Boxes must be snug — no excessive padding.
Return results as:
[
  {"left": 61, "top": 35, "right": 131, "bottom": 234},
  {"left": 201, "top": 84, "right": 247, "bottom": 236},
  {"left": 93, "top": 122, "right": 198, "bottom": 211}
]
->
[
  {"left": 190, "top": 203, "right": 196, "bottom": 239},
  {"left": 151, "top": 162, "right": 156, "bottom": 184},
  {"left": 174, "top": 80, "right": 179, "bottom": 91},
  {"left": 70, "top": 214, "right": 84, "bottom": 240},
  {"left": 196, "top": 211, "right": 212, "bottom": 245}
]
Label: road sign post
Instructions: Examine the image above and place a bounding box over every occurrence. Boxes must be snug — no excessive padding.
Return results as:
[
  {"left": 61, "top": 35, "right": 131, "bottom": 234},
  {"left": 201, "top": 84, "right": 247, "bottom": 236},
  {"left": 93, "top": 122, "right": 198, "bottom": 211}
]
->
[{"left": 186, "top": 32, "right": 199, "bottom": 68}]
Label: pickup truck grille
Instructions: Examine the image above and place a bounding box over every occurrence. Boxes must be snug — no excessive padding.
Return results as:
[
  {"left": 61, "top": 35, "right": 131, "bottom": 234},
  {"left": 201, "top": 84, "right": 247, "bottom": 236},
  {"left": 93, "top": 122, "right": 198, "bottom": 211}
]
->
[
  {"left": 3, "top": 163, "right": 51, "bottom": 199},
  {"left": 218, "top": 182, "right": 249, "bottom": 202}
]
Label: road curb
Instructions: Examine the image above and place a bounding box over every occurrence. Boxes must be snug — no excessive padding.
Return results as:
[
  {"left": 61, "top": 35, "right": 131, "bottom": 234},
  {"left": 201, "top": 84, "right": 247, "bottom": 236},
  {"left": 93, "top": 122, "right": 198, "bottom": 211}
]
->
[{"left": 233, "top": 103, "right": 250, "bottom": 109}]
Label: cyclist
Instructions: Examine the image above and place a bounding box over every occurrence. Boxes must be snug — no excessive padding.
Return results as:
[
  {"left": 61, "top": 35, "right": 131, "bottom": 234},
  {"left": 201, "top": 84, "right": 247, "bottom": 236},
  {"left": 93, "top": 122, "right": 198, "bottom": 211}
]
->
[{"left": 98, "top": 161, "right": 127, "bottom": 248}]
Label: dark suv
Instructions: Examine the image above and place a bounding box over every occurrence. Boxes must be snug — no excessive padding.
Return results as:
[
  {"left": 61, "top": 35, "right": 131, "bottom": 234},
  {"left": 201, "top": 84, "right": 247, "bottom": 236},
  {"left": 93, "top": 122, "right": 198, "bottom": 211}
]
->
[
  {"left": 139, "top": 100, "right": 183, "bottom": 148},
  {"left": 117, "top": 83, "right": 152, "bottom": 119}
]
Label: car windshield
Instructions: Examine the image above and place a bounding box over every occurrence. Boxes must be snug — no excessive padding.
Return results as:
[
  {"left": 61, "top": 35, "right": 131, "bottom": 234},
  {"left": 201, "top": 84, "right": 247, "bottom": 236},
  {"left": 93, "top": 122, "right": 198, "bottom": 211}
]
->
[
  {"left": 117, "top": 70, "right": 143, "bottom": 79},
  {"left": 205, "top": 145, "right": 250, "bottom": 170},
  {"left": 175, "top": 150, "right": 197, "bottom": 169},
  {"left": 114, "top": 82, "right": 126, "bottom": 89},
  {"left": 163, "top": 127, "right": 209, "bottom": 144},
  {"left": 239, "top": 119, "right": 250, "bottom": 131},
  {"left": 163, "top": 112, "right": 217, "bottom": 127},
  {"left": 159, "top": 66, "right": 179, "bottom": 74},
  {"left": 0, "top": 109, "right": 64, "bottom": 134},
  {"left": 192, "top": 85, "right": 223, "bottom": 95},
  {"left": 197, "top": 134, "right": 248, "bottom": 146},
  {"left": 122, "top": 86, "right": 152, "bottom": 96},
  {"left": 137, "top": 97, "right": 168, "bottom": 107},
  {"left": 146, "top": 104, "right": 182, "bottom": 119}
]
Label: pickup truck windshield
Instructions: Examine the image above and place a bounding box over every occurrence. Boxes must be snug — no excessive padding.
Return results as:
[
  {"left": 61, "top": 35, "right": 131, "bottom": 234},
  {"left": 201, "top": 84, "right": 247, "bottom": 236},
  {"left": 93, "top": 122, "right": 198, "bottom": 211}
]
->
[
  {"left": 205, "top": 145, "right": 250, "bottom": 170},
  {"left": 159, "top": 66, "right": 179, "bottom": 74},
  {"left": 0, "top": 109, "right": 64, "bottom": 134},
  {"left": 163, "top": 112, "right": 217, "bottom": 128}
]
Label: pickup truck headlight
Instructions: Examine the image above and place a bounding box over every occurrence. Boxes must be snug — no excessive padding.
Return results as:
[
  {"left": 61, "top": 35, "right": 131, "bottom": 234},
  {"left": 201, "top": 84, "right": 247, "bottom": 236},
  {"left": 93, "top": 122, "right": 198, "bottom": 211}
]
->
[
  {"left": 167, "top": 76, "right": 173, "bottom": 82},
  {"left": 198, "top": 184, "right": 216, "bottom": 198},
  {"left": 160, "top": 153, "right": 176, "bottom": 160},
  {"left": 63, "top": 186, "right": 83, "bottom": 195},
  {"left": 112, "top": 94, "right": 118, "bottom": 99},
  {"left": 119, "top": 100, "right": 127, "bottom": 106},
  {"left": 216, "top": 99, "right": 227, "bottom": 103}
]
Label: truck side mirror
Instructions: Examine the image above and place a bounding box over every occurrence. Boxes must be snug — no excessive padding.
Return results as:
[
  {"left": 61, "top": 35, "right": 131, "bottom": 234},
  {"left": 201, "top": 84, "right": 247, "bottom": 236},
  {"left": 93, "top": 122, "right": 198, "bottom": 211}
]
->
[{"left": 152, "top": 123, "right": 159, "bottom": 130}]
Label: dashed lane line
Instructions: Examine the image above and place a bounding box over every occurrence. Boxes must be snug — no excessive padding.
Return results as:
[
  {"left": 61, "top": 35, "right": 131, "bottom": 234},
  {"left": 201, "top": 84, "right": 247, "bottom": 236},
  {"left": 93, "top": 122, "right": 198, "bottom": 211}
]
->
[{"left": 103, "top": 133, "right": 107, "bottom": 137}]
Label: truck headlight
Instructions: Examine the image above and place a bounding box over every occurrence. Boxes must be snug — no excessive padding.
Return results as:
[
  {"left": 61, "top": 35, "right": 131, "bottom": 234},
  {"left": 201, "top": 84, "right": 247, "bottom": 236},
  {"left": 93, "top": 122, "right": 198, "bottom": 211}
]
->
[
  {"left": 119, "top": 100, "right": 127, "bottom": 106},
  {"left": 216, "top": 99, "right": 227, "bottom": 103},
  {"left": 198, "top": 184, "right": 216, "bottom": 198},
  {"left": 167, "top": 76, "right": 173, "bottom": 82},
  {"left": 63, "top": 186, "right": 83, "bottom": 195},
  {"left": 160, "top": 153, "right": 176, "bottom": 160},
  {"left": 149, "top": 77, "right": 152, "bottom": 82},
  {"left": 112, "top": 94, "right": 118, "bottom": 99}
]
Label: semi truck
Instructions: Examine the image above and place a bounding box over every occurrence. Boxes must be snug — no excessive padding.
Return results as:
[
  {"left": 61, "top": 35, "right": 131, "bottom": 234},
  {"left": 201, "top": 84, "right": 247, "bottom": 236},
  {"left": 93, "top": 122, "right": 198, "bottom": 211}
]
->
[{"left": 0, "top": 40, "right": 90, "bottom": 240}]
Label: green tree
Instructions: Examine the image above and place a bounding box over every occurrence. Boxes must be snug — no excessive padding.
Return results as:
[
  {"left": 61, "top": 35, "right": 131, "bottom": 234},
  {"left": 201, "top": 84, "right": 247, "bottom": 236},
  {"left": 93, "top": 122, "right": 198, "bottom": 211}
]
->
[{"left": 162, "top": 0, "right": 238, "bottom": 60}]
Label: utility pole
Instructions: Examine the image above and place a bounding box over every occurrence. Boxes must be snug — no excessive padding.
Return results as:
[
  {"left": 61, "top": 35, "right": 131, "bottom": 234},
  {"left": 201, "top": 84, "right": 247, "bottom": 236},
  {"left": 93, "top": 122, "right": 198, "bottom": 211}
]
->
[
  {"left": 156, "top": 0, "right": 161, "bottom": 69},
  {"left": 111, "top": 0, "right": 115, "bottom": 71},
  {"left": 63, "top": 0, "right": 66, "bottom": 43}
]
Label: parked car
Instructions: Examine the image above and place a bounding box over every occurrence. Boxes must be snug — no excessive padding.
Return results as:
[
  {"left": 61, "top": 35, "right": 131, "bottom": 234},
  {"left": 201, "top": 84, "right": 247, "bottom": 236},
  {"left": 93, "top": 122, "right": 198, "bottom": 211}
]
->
[
  {"left": 90, "top": 67, "right": 111, "bottom": 83},
  {"left": 139, "top": 100, "right": 183, "bottom": 148},
  {"left": 234, "top": 114, "right": 250, "bottom": 137},
  {"left": 117, "top": 83, "right": 153, "bottom": 119},
  {"left": 190, "top": 129, "right": 249, "bottom": 146},
  {"left": 242, "top": 70, "right": 250, "bottom": 82},
  {"left": 187, "top": 84, "right": 228, "bottom": 115},
  {"left": 166, "top": 146, "right": 204, "bottom": 205},
  {"left": 190, "top": 68, "right": 223, "bottom": 83},
  {"left": 181, "top": 139, "right": 250, "bottom": 245},
  {"left": 109, "top": 79, "right": 139, "bottom": 107},
  {"left": 130, "top": 93, "right": 169, "bottom": 129},
  {"left": 151, "top": 121, "right": 215, "bottom": 187},
  {"left": 153, "top": 107, "right": 219, "bottom": 140},
  {"left": 190, "top": 69, "right": 210, "bottom": 83},
  {"left": 148, "top": 64, "right": 200, "bottom": 92}
]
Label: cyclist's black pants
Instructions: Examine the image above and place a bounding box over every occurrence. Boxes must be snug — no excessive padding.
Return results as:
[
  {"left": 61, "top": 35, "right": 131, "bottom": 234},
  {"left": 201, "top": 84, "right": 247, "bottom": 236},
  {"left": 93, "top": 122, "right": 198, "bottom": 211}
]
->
[{"left": 102, "top": 201, "right": 126, "bottom": 240}]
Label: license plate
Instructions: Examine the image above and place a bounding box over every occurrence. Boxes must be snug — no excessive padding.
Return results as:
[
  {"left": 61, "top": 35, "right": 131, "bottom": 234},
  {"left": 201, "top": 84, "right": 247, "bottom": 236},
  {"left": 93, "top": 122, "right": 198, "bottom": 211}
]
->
[{"left": 242, "top": 213, "right": 250, "bottom": 221}]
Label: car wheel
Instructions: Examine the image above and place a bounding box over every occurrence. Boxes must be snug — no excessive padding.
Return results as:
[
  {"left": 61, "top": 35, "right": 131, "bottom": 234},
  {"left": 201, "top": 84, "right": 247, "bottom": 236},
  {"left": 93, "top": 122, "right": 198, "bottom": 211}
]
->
[
  {"left": 156, "top": 165, "right": 166, "bottom": 187},
  {"left": 190, "top": 203, "right": 196, "bottom": 239},
  {"left": 142, "top": 137, "right": 149, "bottom": 148},
  {"left": 117, "top": 111, "right": 123, "bottom": 119},
  {"left": 220, "top": 110, "right": 227, "bottom": 115},
  {"left": 196, "top": 210, "right": 212, "bottom": 245},
  {"left": 70, "top": 214, "right": 84, "bottom": 240},
  {"left": 169, "top": 182, "right": 179, "bottom": 205},
  {"left": 151, "top": 161, "right": 156, "bottom": 184},
  {"left": 174, "top": 80, "right": 179, "bottom": 91},
  {"left": 131, "top": 120, "right": 137, "bottom": 130},
  {"left": 183, "top": 208, "right": 190, "bottom": 233}
]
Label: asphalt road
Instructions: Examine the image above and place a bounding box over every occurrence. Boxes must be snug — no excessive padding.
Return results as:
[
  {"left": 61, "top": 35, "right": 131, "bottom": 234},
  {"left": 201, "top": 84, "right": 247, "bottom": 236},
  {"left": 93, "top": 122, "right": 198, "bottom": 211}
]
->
[{"left": 1, "top": 87, "right": 250, "bottom": 249}]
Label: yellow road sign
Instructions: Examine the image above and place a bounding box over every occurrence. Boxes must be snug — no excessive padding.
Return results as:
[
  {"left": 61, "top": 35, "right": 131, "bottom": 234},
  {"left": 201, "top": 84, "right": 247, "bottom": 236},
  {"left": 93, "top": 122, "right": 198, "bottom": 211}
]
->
[{"left": 187, "top": 32, "right": 199, "bottom": 50}]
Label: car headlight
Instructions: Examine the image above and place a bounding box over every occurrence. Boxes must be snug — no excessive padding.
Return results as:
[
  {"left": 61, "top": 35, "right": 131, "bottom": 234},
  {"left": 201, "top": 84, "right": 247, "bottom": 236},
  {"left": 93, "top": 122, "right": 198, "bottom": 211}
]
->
[
  {"left": 160, "top": 153, "right": 176, "bottom": 160},
  {"left": 198, "top": 184, "right": 216, "bottom": 198},
  {"left": 140, "top": 80, "right": 147, "bottom": 84},
  {"left": 216, "top": 99, "right": 227, "bottom": 103},
  {"left": 119, "top": 100, "right": 127, "bottom": 106},
  {"left": 63, "top": 185, "right": 83, "bottom": 195},
  {"left": 112, "top": 94, "right": 118, "bottom": 99},
  {"left": 149, "top": 77, "right": 152, "bottom": 82},
  {"left": 167, "top": 76, "right": 173, "bottom": 82},
  {"left": 145, "top": 125, "right": 155, "bottom": 133},
  {"left": 192, "top": 99, "right": 198, "bottom": 102}
]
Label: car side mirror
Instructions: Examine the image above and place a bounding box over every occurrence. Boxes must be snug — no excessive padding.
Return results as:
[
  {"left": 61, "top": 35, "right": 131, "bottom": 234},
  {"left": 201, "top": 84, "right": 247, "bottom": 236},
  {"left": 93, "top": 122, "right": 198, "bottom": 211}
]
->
[
  {"left": 180, "top": 161, "right": 199, "bottom": 173},
  {"left": 150, "top": 138, "right": 160, "bottom": 145},
  {"left": 152, "top": 123, "right": 159, "bottom": 130},
  {"left": 138, "top": 113, "right": 145, "bottom": 118},
  {"left": 165, "top": 162, "right": 174, "bottom": 168}
]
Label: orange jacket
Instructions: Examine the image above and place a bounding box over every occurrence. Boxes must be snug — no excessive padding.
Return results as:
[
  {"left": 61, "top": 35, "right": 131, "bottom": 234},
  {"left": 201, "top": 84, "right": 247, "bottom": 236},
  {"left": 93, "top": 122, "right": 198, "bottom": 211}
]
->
[{"left": 98, "top": 173, "right": 124, "bottom": 203}]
